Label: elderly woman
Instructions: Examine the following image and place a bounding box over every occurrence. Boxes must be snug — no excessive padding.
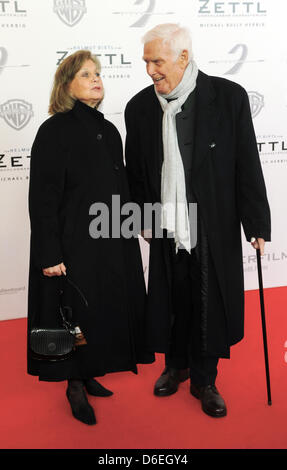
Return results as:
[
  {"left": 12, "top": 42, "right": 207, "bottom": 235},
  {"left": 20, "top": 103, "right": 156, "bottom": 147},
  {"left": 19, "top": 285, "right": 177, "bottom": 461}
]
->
[{"left": 27, "top": 50, "right": 153, "bottom": 425}]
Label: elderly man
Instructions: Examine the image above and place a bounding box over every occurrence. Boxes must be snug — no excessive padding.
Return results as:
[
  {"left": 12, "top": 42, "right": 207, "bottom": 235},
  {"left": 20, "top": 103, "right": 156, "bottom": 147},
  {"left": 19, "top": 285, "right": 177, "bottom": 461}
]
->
[{"left": 124, "top": 24, "right": 270, "bottom": 417}]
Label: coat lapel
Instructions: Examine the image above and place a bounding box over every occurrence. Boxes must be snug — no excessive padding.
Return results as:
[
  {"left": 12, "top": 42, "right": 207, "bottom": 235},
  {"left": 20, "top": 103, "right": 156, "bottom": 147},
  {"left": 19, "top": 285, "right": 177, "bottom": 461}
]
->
[{"left": 192, "top": 71, "right": 220, "bottom": 178}]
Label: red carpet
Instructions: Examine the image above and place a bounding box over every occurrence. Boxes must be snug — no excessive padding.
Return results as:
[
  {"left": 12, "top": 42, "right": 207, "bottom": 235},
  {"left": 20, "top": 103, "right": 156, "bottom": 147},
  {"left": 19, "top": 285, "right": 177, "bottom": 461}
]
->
[{"left": 0, "top": 287, "right": 286, "bottom": 450}]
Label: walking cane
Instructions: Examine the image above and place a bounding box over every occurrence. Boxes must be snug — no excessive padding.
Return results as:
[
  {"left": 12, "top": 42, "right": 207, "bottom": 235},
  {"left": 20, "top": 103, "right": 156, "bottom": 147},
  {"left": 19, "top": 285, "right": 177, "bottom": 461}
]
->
[{"left": 253, "top": 240, "right": 272, "bottom": 405}]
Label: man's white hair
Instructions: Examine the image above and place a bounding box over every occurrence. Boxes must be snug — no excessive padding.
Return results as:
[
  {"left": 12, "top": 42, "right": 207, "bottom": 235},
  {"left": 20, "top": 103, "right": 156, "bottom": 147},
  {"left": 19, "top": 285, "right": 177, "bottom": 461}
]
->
[{"left": 142, "top": 23, "right": 193, "bottom": 62}]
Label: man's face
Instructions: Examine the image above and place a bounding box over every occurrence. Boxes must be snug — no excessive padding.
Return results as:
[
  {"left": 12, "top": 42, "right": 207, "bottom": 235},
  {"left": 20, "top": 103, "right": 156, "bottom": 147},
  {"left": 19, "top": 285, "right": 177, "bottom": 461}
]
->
[{"left": 143, "top": 38, "right": 188, "bottom": 95}]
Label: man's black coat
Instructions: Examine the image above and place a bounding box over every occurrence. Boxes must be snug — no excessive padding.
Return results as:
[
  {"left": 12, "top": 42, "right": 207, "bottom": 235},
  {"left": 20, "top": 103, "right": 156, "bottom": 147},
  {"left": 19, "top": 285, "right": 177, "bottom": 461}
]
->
[{"left": 124, "top": 70, "right": 271, "bottom": 358}]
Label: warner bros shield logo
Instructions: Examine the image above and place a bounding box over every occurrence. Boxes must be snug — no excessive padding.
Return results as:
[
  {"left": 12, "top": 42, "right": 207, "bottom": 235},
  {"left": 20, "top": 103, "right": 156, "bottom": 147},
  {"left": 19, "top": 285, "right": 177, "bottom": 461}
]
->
[
  {"left": 248, "top": 91, "right": 264, "bottom": 118},
  {"left": 54, "top": 0, "right": 87, "bottom": 27},
  {"left": 0, "top": 99, "right": 33, "bottom": 130}
]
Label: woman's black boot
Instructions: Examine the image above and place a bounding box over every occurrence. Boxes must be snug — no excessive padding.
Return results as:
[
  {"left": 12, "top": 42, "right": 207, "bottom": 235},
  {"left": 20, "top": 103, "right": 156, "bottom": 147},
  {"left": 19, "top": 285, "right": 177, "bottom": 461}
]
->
[
  {"left": 84, "top": 378, "right": 113, "bottom": 397},
  {"left": 66, "top": 379, "right": 96, "bottom": 425}
]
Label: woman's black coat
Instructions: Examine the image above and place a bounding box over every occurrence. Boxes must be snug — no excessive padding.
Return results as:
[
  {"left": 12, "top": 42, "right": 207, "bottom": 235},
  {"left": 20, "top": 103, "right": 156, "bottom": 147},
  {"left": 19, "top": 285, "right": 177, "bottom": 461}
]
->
[
  {"left": 124, "top": 71, "right": 271, "bottom": 358},
  {"left": 27, "top": 100, "right": 154, "bottom": 381}
]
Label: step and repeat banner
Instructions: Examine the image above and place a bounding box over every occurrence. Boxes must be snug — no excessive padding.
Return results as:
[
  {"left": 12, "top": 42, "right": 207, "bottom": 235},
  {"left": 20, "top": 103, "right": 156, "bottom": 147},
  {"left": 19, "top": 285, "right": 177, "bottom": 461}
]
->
[{"left": 0, "top": 0, "right": 286, "bottom": 320}]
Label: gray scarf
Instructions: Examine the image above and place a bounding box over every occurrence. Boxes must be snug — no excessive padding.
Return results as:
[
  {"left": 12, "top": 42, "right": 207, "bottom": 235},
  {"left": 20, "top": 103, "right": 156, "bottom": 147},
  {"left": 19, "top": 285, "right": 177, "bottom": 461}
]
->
[{"left": 155, "top": 60, "right": 198, "bottom": 253}]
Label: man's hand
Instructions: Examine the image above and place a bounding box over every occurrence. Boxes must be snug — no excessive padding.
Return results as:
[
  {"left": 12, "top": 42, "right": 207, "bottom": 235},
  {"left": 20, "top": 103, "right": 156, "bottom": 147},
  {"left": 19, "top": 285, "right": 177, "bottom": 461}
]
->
[
  {"left": 43, "top": 262, "right": 66, "bottom": 277},
  {"left": 251, "top": 237, "right": 265, "bottom": 256}
]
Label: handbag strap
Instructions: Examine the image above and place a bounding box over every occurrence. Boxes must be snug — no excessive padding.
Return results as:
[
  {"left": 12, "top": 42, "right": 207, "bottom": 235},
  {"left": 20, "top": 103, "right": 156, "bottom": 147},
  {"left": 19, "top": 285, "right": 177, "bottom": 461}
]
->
[
  {"left": 61, "top": 276, "right": 88, "bottom": 307},
  {"left": 59, "top": 276, "right": 89, "bottom": 328}
]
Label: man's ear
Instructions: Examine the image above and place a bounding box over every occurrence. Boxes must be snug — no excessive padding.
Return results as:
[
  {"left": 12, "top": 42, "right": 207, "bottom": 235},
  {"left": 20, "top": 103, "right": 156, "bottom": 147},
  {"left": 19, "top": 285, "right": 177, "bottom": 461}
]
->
[{"left": 179, "top": 49, "right": 189, "bottom": 68}]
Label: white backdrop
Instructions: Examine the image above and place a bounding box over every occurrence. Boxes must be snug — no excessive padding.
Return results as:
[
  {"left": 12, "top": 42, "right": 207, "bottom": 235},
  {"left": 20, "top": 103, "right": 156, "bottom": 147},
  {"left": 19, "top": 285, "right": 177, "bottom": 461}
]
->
[{"left": 0, "top": 0, "right": 286, "bottom": 320}]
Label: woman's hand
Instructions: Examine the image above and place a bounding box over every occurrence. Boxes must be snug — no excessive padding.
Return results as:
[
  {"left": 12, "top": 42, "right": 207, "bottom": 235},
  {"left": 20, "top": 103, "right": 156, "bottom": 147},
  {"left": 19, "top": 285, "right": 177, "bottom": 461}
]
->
[
  {"left": 141, "top": 229, "right": 152, "bottom": 244},
  {"left": 42, "top": 262, "right": 66, "bottom": 277}
]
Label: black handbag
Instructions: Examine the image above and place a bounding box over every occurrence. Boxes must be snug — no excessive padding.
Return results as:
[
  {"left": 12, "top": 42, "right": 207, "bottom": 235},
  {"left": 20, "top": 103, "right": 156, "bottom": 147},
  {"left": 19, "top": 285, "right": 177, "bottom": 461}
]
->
[{"left": 29, "top": 276, "right": 88, "bottom": 362}]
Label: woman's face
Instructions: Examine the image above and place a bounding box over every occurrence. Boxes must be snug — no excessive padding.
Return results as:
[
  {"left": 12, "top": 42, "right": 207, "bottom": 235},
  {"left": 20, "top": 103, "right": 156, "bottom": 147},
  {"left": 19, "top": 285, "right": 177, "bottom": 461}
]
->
[{"left": 69, "top": 59, "right": 104, "bottom": 107}]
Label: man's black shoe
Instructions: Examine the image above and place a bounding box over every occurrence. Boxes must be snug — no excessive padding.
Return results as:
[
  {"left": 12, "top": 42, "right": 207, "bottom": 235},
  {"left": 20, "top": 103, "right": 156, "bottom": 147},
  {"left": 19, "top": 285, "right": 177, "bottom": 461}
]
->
[
  {"left": 154, "top": 367, "right": 189, "bottom": 396},
  {"left": 190, "top": 383, "right": 227, "bottom": 417}
]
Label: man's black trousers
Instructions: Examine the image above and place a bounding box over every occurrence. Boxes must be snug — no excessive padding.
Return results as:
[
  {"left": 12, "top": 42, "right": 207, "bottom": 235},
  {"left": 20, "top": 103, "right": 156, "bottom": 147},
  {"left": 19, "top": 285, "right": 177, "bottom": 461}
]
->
[{"left": 165, "top": 241, "right": 219, "bottom": 386}]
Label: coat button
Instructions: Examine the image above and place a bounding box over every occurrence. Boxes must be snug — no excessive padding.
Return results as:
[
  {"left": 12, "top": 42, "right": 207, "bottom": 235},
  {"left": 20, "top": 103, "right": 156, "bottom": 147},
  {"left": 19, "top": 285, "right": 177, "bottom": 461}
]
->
[{"left": 97, "top": 134, "right": 102, "bottom": 140}]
